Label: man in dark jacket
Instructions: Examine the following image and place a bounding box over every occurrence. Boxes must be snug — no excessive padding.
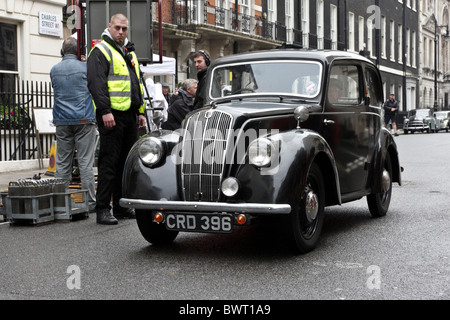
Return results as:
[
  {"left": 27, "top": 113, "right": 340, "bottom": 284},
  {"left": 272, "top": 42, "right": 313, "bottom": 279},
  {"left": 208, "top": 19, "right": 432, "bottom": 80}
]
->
[
  {"left": 384, "top": 93, "right": 399, "bottom": 136},
  {"left": 87, "top": 13, "right": 146, "bottom": 225},
  {"left": 162, "top": 79, "right": 198, "bottom": 130},
  {"left": 192, "top": 50, "right": 211, "bottom": 110}
]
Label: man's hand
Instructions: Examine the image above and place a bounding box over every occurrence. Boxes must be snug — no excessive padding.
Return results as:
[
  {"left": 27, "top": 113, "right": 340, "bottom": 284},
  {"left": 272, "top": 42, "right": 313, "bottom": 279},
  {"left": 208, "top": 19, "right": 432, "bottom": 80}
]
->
[
  {"left": 137, "top": 114, "right": 146, "bottom": 129},
  {"left": 102, "top": 113, "right": 116, "bottom": 129}
]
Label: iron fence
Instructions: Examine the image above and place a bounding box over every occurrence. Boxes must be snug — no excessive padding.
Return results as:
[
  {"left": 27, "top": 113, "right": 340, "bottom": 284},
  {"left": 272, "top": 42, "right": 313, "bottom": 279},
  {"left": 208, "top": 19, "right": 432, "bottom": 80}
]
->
[{"left": 0, "top": 80, "right": 54, "bottom": 162}]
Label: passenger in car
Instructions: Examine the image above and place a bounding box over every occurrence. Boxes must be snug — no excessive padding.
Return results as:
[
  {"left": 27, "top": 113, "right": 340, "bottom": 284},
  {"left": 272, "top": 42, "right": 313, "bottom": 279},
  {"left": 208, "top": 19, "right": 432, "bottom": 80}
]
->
[{"left": 328, "top": 78, "right": 343, "bottom": 104}]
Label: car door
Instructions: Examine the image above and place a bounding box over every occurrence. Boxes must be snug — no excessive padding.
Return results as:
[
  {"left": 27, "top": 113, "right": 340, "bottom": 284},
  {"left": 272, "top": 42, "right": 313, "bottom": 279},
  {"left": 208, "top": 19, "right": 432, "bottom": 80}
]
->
[{"left": 319, "top": 62, "right": 371, "bottom": 195}]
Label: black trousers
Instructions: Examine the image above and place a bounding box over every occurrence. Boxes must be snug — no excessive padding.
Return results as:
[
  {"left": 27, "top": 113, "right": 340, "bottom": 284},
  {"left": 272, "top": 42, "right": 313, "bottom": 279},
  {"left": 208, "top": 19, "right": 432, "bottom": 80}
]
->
[{"left": 96, "top": 108, "right": 138, "bottom": 211}]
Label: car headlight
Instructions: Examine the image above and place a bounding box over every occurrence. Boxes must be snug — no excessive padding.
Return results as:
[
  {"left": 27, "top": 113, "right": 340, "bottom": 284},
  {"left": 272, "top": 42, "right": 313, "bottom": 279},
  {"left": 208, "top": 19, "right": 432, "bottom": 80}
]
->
[
  {"left": 248, "top": 138, "right": 274, "bottom": 167},
  {"left": 221, "top": 177, "right": 239, "bottom": 197},
  {"left": 139, "top": 137, "right": 164, "bottom": 167}
]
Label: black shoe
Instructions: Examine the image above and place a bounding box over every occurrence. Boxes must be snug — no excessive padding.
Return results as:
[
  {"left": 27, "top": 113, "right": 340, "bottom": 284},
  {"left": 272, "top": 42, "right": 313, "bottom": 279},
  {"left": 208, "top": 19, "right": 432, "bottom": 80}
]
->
[
  {"left": 96, "top": 209, "right": 118, "bottom": 225},
  {"left": 394, "top": 132, "right": 399, "bottom": 136},
  {"left": 114, "top": 207, "right": 136, "bottom": 219}
]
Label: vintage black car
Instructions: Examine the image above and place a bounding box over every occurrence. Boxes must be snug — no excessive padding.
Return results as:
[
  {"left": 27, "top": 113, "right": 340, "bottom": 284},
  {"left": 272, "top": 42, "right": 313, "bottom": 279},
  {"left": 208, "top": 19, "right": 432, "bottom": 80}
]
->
[
  {"left": 403, "top": 108, "right": 437, "bottom": 134},
  {"left": 120, "top": 50, "right": 402, "bottom": 253}
]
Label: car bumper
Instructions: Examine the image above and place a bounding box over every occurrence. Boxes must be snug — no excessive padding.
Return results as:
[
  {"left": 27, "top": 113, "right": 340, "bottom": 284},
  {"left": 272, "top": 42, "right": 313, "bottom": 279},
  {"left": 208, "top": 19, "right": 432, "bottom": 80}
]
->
[
  {"left": 120, "top": 198, "right": 292, "bottom": 215},
  {"left": 404, "top": 124, "right": 428, "bottom": 130}
]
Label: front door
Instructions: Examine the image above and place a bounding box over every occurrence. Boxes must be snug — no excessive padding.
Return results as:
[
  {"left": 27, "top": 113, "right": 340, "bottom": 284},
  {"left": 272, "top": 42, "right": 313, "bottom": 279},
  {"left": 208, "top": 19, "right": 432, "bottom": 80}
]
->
[{"left": 320, "top": 63, "right": 371, "bottom": 195}]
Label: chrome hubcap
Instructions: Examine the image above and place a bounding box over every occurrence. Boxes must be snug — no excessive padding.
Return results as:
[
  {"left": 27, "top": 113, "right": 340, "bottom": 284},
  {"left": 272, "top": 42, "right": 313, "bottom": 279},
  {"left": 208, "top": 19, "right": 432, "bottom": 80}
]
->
[
  {"left": 305, "top": 190, "right": 319, "bottom": 222},
  {"left": 382, "top": 169, "right": 391, "bottom": 193}
]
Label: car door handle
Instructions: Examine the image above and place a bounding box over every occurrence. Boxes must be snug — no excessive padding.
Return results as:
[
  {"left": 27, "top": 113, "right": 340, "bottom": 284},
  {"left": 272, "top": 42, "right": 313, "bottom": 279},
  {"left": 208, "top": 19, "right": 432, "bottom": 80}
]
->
[{"left": 324, "top": 119, "right": 335, "bottom": 125}]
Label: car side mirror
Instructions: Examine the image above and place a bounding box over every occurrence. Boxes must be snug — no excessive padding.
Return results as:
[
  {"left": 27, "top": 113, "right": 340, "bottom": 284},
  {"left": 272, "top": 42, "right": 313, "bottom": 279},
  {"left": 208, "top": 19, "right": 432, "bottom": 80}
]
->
[
  {"left": 153, "top": 111, "right": 164, "bottom": 133},
  {"left": 294, "top": 105, "right": 310, "bottom": 129}
]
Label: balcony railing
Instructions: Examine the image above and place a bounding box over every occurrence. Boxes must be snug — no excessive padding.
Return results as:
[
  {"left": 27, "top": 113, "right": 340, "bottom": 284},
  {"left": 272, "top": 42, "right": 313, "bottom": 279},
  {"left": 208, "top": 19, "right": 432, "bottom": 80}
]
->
[
  {"left": 162, "top": 1, "right": 349, "bottom": 49},
  {"left": 164, "top": 1, "right": 285, "bottom": 42}
]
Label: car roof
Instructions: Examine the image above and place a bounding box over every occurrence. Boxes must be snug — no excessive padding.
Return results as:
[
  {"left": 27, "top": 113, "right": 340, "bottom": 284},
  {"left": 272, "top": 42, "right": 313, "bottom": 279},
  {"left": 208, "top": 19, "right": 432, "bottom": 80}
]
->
[{"left": 211, "top": 49, "right": 374, "bottom": 66}]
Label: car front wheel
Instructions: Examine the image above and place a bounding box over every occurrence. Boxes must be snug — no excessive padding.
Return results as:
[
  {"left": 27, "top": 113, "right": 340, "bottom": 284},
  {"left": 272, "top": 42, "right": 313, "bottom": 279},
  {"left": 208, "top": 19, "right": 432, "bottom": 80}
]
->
[
  {"left": 288, "top": 163, "right": 325, "bottom": 254},
  {"left": 367, "top": 152, "right": 392, "bottom": 217},
  {"left": 136, "top": 209, "right": 179, "bottom": 245}
]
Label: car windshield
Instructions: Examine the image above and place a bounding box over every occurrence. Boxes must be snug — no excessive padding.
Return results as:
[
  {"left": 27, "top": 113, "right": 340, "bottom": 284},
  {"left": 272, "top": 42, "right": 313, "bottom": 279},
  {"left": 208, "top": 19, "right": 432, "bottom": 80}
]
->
[
  {"left": 411, "top": 109, "right": 430, "bottom": 118},
  {"left": 209, "top": 60, "right": 322, "bottom": 100},
  {"left": 434, "top": 112, "right": 448, "bottom": 119}
]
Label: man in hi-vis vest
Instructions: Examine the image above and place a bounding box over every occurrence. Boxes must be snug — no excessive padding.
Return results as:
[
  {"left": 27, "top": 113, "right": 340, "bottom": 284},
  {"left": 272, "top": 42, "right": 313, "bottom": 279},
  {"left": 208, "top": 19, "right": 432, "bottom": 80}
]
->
[{"left": 87, "top": 13, "right": 146, "bottom": 225}]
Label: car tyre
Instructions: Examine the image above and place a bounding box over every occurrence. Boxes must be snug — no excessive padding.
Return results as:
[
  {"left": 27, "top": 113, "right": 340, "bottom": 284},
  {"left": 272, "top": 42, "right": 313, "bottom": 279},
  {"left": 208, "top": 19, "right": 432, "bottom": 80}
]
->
[
  {"left": 288, "top": 163, "right": 325, "bottom": 254},
  {"left": 136, "top": 209, "right": 178, "bottom": 244},
  {"left": 367, "top": 152, "right": 392, "bottom": 218}
]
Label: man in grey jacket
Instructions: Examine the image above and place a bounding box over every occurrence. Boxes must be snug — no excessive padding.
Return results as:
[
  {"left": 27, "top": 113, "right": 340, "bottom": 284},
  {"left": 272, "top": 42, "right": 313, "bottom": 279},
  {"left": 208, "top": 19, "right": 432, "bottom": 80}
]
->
[{"left": 50, "top": 37, "right": 97, "bottom": 211}]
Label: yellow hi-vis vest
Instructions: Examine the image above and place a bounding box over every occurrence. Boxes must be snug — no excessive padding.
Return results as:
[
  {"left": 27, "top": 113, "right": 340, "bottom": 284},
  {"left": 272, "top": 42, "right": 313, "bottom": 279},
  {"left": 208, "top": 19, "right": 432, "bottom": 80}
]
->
[{"left": 90, "top": 41, "right": 144, "bottom": 113}]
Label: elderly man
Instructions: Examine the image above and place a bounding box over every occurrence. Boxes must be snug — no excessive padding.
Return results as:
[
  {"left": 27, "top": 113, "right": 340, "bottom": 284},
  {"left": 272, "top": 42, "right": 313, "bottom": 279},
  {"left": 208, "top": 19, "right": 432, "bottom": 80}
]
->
[{"left": 162, "top": 79, "right": 198, "bottom": 130}]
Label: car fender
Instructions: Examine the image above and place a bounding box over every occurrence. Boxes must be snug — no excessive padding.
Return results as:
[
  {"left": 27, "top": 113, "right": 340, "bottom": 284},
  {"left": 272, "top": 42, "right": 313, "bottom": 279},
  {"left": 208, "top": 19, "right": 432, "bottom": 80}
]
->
[
  {"left": 232, "top": 129, "right": 341, "bottom": 207},
  {"left": 122, "top": 131, "right": 181, "bottom": 201},
  {"left": 368, "top": 127, "right": 402, "bottom": 193}
]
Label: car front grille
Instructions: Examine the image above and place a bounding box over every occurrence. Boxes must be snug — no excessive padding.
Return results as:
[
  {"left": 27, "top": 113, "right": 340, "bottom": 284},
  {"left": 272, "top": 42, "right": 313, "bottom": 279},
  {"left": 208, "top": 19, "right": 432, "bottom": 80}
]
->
[{"left": 181, "top": 110, "right": 233, "bottom": 201}]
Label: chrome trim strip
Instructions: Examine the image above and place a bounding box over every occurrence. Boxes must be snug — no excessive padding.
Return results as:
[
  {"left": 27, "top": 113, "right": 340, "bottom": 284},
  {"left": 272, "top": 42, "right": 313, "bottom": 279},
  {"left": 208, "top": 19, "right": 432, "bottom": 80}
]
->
[{"left": 120, "top": 198, "right": 292, "bottom": 214}]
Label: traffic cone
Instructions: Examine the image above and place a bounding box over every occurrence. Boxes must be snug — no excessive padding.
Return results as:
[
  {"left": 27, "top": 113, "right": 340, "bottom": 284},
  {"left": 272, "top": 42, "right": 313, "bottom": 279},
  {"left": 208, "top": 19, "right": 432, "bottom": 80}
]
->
[{"left": 45, "top": 140, "right": 57, "bottom": 176}]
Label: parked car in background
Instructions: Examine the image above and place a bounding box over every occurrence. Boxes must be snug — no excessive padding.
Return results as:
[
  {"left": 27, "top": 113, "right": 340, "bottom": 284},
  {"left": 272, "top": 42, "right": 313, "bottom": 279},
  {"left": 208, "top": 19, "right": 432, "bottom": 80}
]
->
[
  {"left": 403, "top": 109, "right": 437, "bottom": 134},
  {"left": 120, "top": 50, "right": 402, "bottom": 254},
  {"left": 433, "top": 111, "right": 450, "bottom": 132}
]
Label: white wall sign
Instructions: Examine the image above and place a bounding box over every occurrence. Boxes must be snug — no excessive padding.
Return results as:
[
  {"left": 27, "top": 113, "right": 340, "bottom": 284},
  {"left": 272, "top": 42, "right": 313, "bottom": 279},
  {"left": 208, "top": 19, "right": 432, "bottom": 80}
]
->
[{"left": 38, "top": 11, "right": 62, "bottom": 37}]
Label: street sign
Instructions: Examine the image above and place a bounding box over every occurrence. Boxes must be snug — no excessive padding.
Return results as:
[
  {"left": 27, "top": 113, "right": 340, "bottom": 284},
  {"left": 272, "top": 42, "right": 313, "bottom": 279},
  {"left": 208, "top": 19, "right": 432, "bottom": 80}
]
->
[{"left": 38, "top": 11, "right": 62, "bottom": 37}]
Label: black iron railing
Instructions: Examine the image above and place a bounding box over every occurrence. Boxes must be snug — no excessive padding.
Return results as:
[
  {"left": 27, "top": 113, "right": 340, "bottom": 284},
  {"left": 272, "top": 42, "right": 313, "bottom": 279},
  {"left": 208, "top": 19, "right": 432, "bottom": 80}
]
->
[{"left": 0, "top": 80, "right": 53, "bottom": 162}]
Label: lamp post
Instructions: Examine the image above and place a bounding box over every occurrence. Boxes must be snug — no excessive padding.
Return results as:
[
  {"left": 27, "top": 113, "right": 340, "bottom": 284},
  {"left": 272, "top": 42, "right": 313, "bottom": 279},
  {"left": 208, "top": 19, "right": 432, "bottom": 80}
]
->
[{"left": 434, "top": 21, "right": 450, "bottom": 111}]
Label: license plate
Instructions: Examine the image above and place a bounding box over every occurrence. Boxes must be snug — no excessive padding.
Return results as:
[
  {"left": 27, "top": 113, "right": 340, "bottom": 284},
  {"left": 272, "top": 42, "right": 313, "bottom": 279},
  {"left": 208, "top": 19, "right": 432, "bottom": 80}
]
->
[{"left": 165, "top": 213, "right": 233, "bottom": 233}]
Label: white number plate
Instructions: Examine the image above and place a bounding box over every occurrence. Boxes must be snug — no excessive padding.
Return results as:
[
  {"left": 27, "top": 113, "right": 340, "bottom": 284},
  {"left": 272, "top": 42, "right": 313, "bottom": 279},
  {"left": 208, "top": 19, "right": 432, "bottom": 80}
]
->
[{"left": 165, "top": 213, "right": 233, "bottom": 233}]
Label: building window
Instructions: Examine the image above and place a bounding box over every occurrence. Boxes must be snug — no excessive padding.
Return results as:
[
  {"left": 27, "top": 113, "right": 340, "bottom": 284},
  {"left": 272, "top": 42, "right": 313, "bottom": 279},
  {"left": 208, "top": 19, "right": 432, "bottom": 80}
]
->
[
  {"left": 397, "top": 24, "right": 403, "bottom": 64},
  {"left": 317, "top": 0, "right": 324, "bottom": 49},
  {"left": 390, "top": 20, "right": 395, "bottom": 61},
  {"left": 381, "top": 16, "right": 386, "bottom": 58},
  {"left": 406, "top": 28, "right": 411, "bottom": 66},
  {"left": 429, "top": 38, "right": 433, "bottom": 67},
  {"left": 301, "top": 0, "right": 309, "bottom": 48},
  {"left": 359, "top": 16, "right": 365, "bottom": 51},
  {"left": 423, "top": 36, "right": 427, "bottom": 67},
  {"left": 0, "top": 22, "right": 18, "bottom": 93},
  {"left": 412, "top": 30, "right": 416, "bottom": 67},
  {"left": 330, "top": 4, "right": 337, "bottom": 50},
  {"left": 267, "top": 0, "right": 275, "bottom": 21},
  {"left": 367, "top": 18, "right": 373, "bottom": 57},
  {"left": 240, "top": 0, "right": 250, "bottom": 33},
  {"left": 348, "top": 12, "right": 355, "bottom": 52},
  {"left": 286, "top": 0, "right": 294, "bottom": 43}
]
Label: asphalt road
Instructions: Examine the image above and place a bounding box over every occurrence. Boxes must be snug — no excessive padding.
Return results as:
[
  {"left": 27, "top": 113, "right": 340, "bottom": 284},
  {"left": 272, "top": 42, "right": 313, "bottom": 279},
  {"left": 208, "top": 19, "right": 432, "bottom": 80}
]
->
[{"left": 0, "top": 131, "right": 449, "bottom": 302}]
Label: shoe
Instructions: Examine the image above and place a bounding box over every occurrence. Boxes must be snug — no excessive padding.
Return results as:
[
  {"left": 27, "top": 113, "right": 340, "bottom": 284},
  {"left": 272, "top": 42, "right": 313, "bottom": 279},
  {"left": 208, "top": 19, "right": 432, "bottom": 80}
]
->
[
  {"left": 394, "top": 132, "right": 399, "bottom": 136},
  {"left": 96, "top": 209, "right": 118, "bottom": 225},
  {"left": 113, "top": 207, "right": 136, "bottom": 219}
]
